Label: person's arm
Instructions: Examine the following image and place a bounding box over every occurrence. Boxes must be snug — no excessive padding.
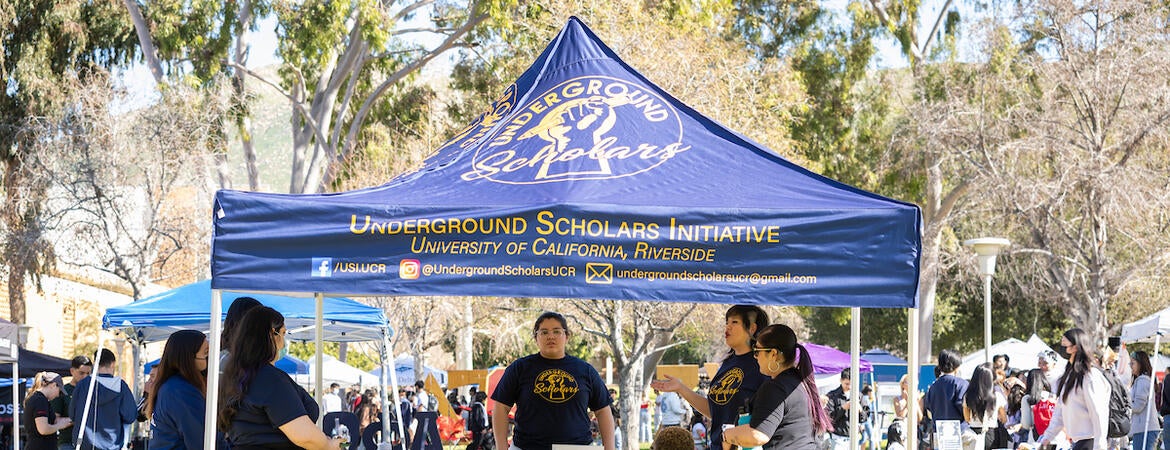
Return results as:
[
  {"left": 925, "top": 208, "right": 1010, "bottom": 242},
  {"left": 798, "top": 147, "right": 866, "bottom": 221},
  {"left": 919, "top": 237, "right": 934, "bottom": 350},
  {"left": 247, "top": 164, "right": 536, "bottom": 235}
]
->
[
  {"left": 1086, "top": 371, "right": 1108, "bottom": 446},
  {"left": 1037, "top": 397, "right": 1064, "bottom": 446},
  {"left": 277, "top": 415, "right": 343, "bottom": 450},
  {"left": 492, "top": 402, "right": 511, "bottom": 450},
  {"left": 121, "top": 381, "right": 139, "bottom": 425},
  {"left": 650, "top": 375, "right": 711, "bottom": 418},
  {"left": 1020, "top": 396, "right": 1034, "bottom": 429},
  {"left": 721, "top": 424, "right": 771, "bottom": 448},
  {"left": 1132, "top": 376, "right": 1150, "bottom": 418},
  {"left": 595, "top": 406, "right": 616, "bottom": 450}
]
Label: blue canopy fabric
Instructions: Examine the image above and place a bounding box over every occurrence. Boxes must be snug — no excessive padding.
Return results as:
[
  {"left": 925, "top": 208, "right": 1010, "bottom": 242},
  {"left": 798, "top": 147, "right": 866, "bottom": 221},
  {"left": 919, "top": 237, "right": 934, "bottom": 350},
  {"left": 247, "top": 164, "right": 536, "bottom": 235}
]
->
[
  {"left": 103, "top": 280, "right": 390, "bottom": 343},
  {"left": 211, "top": 17, "right": 922, "bottom": 308},
  {"left": 861, "top": 348, "right": 908, "bottom": 365}
]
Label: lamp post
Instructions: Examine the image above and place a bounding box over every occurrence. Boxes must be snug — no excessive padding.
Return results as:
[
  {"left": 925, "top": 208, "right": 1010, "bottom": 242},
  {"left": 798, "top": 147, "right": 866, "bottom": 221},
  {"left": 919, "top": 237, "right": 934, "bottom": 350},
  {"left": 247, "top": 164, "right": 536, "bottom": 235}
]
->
[{"left": 964, "top": 238, "right": 1010, "bottom": 364}]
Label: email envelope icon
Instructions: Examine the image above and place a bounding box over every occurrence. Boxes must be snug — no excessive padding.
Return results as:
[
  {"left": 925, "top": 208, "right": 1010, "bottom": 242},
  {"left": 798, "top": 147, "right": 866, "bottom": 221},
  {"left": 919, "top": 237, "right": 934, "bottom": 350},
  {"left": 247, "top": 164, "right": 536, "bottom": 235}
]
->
[{"left": 585, "top": 263, "right": 613, "bottom": 284}]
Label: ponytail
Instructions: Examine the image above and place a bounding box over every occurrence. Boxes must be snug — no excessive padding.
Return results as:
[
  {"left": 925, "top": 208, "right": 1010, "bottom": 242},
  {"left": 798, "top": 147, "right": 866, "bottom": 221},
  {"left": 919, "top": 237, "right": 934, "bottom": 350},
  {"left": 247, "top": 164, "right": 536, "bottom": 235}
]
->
[
  {"left": 795, "top": 343, "right": 832, "bottom": 434},
  {"left": 24, "top": 372, "right": 62, "bottom": 407}
]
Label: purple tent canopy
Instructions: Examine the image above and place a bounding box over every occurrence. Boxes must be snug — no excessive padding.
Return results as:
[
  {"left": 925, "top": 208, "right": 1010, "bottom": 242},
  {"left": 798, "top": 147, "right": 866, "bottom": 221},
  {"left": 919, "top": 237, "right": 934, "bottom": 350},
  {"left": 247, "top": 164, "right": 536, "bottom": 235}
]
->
[{"left": 804, "top": 343, "right": 873, "bottom": 375}]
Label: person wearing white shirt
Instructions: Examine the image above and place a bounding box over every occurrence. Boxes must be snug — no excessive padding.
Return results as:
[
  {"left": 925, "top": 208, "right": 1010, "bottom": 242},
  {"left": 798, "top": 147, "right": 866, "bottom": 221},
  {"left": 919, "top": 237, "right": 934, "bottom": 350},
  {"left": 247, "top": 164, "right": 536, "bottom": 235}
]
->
[
  {"left": 323, "top": 383, "right": 344, "bottom": 413},
  {"left": 964, "top": 363, "right": 1008, "bottom": 450},
  {"left": 659, "top": 390, "right": 687, "bottom": 429},
  {"left": 1037, "top": 329, "right": 1110, "bottom": 450}
]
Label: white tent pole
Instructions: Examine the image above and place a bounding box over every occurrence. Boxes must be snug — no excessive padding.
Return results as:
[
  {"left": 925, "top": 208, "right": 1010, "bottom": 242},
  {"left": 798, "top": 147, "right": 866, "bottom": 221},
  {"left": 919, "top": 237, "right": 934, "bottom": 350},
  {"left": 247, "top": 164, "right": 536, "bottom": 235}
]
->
[
  {"left": 850, "top": 308, "right": 860, "bottom": 450},
  {"left": 12, "top": 345, "right": 19, "bottom": 450},
  {"left": 387, "top": 344, "right": 406, "bottom": 450},
  {"left": 907, "top": 307, "right": 919, "bottom": 450},
  {"left": 205, "top": 289, "right": 223, "bottom": 450},
  {"left": 76, "top": 337, "right": 105, "bottom": 450},
  {"left": 1147, "top": 333, "right": 1161, "bottom": 437},
  {"left": 315, "top": 292, "right": 325, "bottom": 421}
]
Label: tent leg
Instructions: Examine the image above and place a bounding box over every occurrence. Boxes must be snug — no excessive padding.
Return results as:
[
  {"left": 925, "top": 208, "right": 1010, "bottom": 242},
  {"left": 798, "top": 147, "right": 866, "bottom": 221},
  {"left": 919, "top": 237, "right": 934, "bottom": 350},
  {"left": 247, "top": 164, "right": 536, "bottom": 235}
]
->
[
  {"left": 907, "top": 307, "right": 919, "bottom": 450},
  {"left": 206, "top": 289, "right": 223, "bottom": 450},
  {"left": 850, "top": 308, "right": 860, "bottom": 450},
  {"left": 77, "top": 336, "right": 106, "bottom": 450},
  {"left": 315, "top": 292, "right": 325, "bottom": 421},
  {"left": 12, "top": 353, "right": 18, "bottom": 450},
  {"left": 1147, "top": 334, "right": 1162, "bottom": 436}
]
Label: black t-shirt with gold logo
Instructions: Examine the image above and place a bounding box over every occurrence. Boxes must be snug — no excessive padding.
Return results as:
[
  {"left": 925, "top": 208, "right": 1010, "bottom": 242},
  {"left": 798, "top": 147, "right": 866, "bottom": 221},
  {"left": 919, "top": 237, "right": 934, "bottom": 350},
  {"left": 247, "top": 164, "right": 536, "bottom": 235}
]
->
[
  {"left": 492, "top": 354, "right": 613, "bottom": 450},
  {"left": 707, "top": 352, "right": 766, "bottom": 449}
]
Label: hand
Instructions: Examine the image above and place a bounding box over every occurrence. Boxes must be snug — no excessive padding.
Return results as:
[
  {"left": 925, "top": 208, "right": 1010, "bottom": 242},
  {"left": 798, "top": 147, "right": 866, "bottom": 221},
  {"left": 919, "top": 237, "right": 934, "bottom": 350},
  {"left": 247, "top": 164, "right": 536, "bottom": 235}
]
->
[
  {"left": 329, "top": 436, "right": 345, "bottom": 450},
  {"left": 650, "top": 375, "right": 685, "bottom": 393},
  {"left": 57, "top": 417, "right": 73, "bottom": 429}
]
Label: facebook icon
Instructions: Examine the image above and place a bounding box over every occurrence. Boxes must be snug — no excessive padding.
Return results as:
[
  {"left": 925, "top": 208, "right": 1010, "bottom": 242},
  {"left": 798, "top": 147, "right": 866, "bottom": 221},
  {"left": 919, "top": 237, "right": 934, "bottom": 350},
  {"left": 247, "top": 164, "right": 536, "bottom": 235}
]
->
[{"left": 310, "top": 258, "right": 333, "bottom": 277}]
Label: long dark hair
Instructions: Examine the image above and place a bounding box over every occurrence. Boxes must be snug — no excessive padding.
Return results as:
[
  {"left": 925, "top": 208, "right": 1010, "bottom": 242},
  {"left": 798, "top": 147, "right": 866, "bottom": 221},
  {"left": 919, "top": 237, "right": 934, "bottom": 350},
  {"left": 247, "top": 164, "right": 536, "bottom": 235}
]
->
[
  {"left": 1024, "top": 368, "right": 1051, "bottom": 401},
  {"left": 148, "top": 330, "right": 207, "bottom": 417},
  {"left": 725, "top": 305, "right": 769, "bottom": 355},
  {"left": 1056, "top": 328, "right": 1098, "bottom": 403},
  {"left": 221, "top": 296, "right": 261, "bottom": 350},
  {"left": 1133, "top": 351, "right": 1153, "bottom": 378},
  {"left": 964, "top": 363, "right": 996, "bottom": 420},
  {"left": 754, "top": 324, "right": 831, "bottom": 434},
  {"left": 219, "top": 306, "right": 284, "bottom": 430}
]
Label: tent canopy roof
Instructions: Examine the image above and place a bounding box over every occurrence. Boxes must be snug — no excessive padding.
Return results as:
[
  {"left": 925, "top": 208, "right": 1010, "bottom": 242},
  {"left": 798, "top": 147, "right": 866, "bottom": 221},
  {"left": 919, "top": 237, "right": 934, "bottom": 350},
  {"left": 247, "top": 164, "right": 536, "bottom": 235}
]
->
[
  {"left": 1122, "top": 307, "right": 1170, "bottom": 343},
  {"left": 958, "top": 335, "right": 1065, "bottom": 379},
  {"left": 211, "top": 17, "right": 921, "bottom": 308},
  {"left": 103, "top": 280, "right": 390, "bottom": 343}
]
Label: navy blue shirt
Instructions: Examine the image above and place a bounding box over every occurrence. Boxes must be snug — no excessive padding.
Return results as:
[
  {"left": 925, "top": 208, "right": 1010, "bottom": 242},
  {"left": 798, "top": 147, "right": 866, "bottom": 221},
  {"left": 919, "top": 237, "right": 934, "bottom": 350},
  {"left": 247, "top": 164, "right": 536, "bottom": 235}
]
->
[
  {"left": 150, "top": 375, "right": 226, "bottom": 450},
  {"left": 707, "top": 352, "right": 766, "bottom": 450},
  {"left": 924, "top": 374, "right": 969, "bottom": 424},
  {"left": 491, "top": 353, "right": 613, "bottom": 450},
  {"left": 25, "top": 391, "right": 57, "bottom": 450},
  {"left": 227, "top": 364, "right": 318, "bottom": 449}
]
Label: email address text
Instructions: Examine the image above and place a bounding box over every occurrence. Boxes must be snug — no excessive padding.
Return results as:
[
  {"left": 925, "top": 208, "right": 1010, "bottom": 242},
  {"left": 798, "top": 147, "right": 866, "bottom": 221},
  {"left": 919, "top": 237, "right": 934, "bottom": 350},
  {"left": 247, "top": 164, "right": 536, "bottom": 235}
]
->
[{"left": 615, "top": 268, "right": 817, "bottom": 285}]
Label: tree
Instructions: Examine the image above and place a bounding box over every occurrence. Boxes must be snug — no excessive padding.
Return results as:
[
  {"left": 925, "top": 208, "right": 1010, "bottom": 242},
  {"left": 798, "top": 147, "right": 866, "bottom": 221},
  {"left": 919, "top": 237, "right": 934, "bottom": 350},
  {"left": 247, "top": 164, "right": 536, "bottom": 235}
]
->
[
  {"left": 565, "top": 300, "right": 694, "bottom": 450},
  {"left": 22, "top": 77, "right": 220, "bottom": 299},
  {"left": 977, "top": 0, "right": 1170, "bottom": 344},
  {"left": 1, "top": 0, "right": 138, "bottom": 322}
]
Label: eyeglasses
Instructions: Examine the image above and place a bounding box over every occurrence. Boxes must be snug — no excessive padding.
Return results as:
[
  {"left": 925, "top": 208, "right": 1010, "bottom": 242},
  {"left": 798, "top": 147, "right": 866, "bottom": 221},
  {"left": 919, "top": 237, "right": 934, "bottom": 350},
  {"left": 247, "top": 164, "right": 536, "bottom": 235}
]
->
[
  {"left": 536, "top": 329, "right": 566, "bottom": 337},
  {"left": 751, "top": 348, "right": 773, "bottom": 355}
]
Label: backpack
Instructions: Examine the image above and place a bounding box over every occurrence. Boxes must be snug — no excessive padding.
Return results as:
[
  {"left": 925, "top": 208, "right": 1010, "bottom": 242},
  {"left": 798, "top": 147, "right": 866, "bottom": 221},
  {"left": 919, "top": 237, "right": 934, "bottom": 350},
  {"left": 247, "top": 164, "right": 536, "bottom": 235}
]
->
[
  {"left": 1104, "top": 369, "right": 1132, "bottom": 438},
  {"left": 1031, "top": 397, "right": 1056, "bottom": 437}
]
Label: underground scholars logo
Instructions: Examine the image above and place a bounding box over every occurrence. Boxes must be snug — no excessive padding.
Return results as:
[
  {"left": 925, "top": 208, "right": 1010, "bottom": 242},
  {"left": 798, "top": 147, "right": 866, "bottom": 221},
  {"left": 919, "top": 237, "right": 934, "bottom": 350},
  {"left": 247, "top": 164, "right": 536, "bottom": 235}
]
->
[
  {"left": 311, "top": 258, "right": 333, "bottom": 277},
  {"left": 399, "top": 259, "right": 420, "bottom": 280},
  {"left": 461, "top": 76, "right": 691, "bottom": 185},
  {"left": 533, "top": 368, "right": 580, "bottom": 403},
  {"left": 707, "top": 367, "right": 744, "bottom": 405}
]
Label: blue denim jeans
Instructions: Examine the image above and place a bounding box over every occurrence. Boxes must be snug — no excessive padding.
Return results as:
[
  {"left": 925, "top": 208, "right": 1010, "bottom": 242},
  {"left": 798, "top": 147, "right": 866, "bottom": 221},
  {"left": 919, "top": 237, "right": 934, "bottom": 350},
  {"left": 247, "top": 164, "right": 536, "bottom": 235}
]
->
[{"left": 1133, "top": 430, "right": 1159, "bottom": 450}]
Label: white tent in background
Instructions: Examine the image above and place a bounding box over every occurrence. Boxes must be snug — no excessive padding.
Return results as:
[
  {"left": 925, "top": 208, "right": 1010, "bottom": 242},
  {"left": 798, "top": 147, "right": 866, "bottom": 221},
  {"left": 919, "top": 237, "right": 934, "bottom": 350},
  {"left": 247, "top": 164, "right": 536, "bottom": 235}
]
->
[
  {"left": 295, "top": 354, "right": 380, "bottom": 388},
  {"left": 1122, "top": 307, "right": 1170, "bottom": 344},
  {"left": 958, "top": 334, "right": 1066, "bottom": 379}
]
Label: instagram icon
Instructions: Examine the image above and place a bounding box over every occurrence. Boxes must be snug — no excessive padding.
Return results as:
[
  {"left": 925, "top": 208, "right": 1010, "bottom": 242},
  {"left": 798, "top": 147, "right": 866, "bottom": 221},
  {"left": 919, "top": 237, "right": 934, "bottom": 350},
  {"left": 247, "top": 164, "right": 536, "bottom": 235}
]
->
[{"left": 399, "top": 259, "right": 420, "bottom": 279}]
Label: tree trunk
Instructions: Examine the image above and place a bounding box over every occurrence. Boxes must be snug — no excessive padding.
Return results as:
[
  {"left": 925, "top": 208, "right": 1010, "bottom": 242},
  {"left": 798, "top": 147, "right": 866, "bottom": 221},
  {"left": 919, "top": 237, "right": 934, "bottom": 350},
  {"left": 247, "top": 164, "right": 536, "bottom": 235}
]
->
[
  {"left": 3, "top": 161, "right": 30, "bottom": 323},
  {"left": 121, "top": 0, "right": 165, "bottom": 84}
]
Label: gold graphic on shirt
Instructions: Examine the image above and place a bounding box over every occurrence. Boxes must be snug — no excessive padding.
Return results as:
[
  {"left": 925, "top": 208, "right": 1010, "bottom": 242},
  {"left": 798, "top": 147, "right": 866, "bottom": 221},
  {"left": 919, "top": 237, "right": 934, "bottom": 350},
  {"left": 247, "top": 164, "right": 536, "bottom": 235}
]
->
[
  {"left": 534, "top": 368, "right": 580, "bottom": 404},
  {"left": 707, "top": 367, "right": 744, "bottom": 406}
]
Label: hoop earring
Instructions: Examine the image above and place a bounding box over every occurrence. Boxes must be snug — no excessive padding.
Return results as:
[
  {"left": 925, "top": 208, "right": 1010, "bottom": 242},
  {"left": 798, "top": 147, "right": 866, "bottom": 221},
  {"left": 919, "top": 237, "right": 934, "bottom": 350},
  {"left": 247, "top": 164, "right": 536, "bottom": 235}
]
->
[{"left": 769, "top": 360, "right": 781, "bottom": 373}]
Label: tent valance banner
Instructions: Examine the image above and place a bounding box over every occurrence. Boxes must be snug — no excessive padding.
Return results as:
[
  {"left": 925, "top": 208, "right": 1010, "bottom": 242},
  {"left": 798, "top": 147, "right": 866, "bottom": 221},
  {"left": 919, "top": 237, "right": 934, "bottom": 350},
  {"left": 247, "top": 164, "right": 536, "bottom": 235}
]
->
[{"left": 210, "top": 17, "right": 922, "bottom": 308}]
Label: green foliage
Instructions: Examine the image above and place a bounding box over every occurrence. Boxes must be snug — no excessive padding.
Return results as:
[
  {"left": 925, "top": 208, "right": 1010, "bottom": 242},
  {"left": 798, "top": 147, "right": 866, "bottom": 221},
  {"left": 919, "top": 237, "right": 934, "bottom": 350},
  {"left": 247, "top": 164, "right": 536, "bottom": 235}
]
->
[{"left": 289, "top": 341, "right": 380, "bottom": 372}]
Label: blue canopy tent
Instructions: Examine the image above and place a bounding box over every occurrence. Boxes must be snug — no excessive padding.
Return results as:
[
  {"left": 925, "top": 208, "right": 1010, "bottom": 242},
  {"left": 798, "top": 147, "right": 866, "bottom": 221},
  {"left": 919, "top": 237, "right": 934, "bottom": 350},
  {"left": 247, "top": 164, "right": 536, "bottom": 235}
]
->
[
  {"left": 205, "top": 17, "right": 923, "bottom": 449},
  {"left": 103, "top": 280, "right": 389, "bottom": 343},
  {"left": 862, "top": 348, "right": 908, "bottom": 383}
]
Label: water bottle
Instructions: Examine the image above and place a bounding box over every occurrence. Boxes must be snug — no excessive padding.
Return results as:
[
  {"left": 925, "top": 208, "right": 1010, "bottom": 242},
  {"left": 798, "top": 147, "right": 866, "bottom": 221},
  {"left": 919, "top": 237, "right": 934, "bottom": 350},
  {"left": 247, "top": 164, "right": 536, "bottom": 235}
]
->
[
  {"left": 736, "top": 406, "right": 761, "bottom": 450},
  {"left": 333, "top": 417, "right": 350, "bottom": 446}
]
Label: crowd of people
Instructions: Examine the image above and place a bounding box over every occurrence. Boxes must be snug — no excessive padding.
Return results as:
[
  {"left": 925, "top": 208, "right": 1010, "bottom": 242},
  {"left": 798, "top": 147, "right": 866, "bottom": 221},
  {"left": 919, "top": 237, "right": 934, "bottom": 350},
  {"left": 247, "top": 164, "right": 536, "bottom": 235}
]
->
[{"left": 18, "top": 301, "right": 1170, "bottom": 450}]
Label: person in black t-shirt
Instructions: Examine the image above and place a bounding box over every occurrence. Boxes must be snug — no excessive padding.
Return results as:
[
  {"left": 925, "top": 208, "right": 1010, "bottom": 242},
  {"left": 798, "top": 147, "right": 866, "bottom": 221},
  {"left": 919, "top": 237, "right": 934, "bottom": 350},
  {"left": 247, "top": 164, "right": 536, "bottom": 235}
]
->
[
  {"left": 25, "top": 372, "right": 73, "bottom": 450},
  {"left": 721, "top": 324, "right": 830, "bottom": 450},
  {"left": 652, "top": 305, "right": 770, "bottom": 450},
  {"left": 219, "top": 306, "right": 343, "bottom": 450},
  {"left": 491, "top": 311, "right": 615, "bottom": 450}
]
